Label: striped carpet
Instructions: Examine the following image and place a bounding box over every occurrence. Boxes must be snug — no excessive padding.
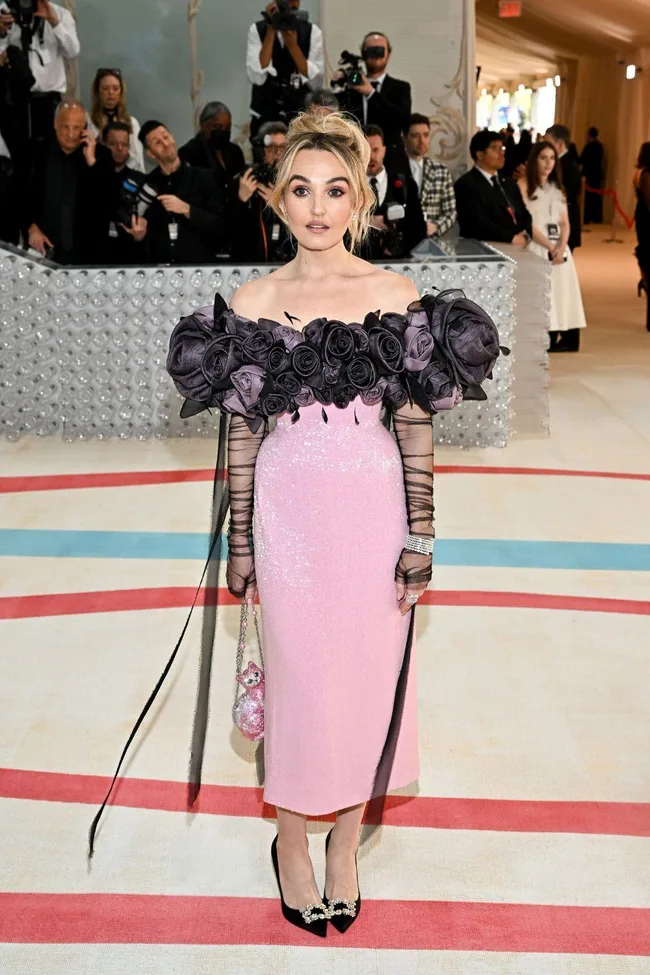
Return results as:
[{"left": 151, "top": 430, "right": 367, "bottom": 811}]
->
[{"left": 0, "top": 229, "right": 649, "bottom": 972}]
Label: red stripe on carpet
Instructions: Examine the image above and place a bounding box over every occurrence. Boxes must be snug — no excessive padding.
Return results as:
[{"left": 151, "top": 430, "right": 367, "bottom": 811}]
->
[
  {"left": 0, "top": 893, "right": 648, "bottom": 952},
  {"left": 1, "top": 767, "right": 648, "bottom": 836},
  {"left": 1, "top": 465, "right": 649, "bottom": 493},
  {"left": 2, "top": 587, "right": 649, "bottom": 620}
]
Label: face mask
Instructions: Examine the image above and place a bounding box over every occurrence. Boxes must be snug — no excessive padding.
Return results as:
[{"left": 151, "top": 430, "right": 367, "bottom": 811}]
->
[{"left": 209, "top": 129, "right": 231, "bottom": 149}]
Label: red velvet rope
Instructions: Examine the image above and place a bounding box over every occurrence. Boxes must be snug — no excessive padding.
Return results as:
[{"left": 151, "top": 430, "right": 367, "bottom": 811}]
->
[{"left": 584, "top": 185, "right": 634, "bottom": 230}]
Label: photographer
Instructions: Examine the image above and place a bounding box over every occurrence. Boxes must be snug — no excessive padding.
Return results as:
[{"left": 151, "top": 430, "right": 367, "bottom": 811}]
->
[
  {"left": 103, "top": 120, "right": 145, "bottom": 264},
  {"left": 247, "top": 0, "right": 323, "bottom": 137},
  {"left": 135, "top": 119, "right": 226, "bottom": 265},
  {"left": 335, "top": 32, "right": 411, "bottom": 158},
  {"left": 0, "top": 42, "right": 34, "bottom": 243},
  {"left": 231, "top": 120, "right": 291, "bottom": 263},
  {"left": 25, "top": 99, "right": 112, "bottom": 264},
  {"left": 0, "top": 1, "right": 80, "bottom": 147},
  {"left": 363, "top": 123, "right": 425, "bottom": 260}
]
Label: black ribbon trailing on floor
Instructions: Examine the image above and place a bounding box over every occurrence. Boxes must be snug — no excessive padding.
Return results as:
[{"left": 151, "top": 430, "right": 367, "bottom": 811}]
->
[{"left": 87, "top": 408, "right": 415, "bottom": 857}]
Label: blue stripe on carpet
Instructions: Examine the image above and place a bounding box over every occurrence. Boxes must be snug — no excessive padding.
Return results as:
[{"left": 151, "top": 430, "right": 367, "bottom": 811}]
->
[{"left": 1, "top": 530, "right": 650, "bottom": 571}]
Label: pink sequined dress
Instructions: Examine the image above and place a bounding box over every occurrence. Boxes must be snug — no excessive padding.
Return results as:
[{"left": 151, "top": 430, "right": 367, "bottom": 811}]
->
[{"left": 253, "top": 398, "right": 419, "bottom": 815}]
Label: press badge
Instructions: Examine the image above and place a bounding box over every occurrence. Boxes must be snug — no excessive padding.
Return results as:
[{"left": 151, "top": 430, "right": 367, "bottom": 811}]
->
[
  {"left": 169, "top": 220, "right": 179, "bottom": 243},
  {"left": 272, "top": 223, "right": 281, "bottom": 241},
  {"left": 547, "top": 222, "right": 560, "bottom": 241}
]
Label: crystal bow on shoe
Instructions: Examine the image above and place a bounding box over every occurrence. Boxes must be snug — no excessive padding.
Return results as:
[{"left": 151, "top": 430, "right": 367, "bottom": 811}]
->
[
  {"left": 300, "top": 903, "right": 330, "bottom": 924},
  {"left": 324, "top": 898, "right": 358, "bottom": 919}
]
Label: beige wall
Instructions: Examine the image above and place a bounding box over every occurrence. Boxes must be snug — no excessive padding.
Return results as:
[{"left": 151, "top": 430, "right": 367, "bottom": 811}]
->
[{"left": 320, "top": 0, "right": 473, "bottom": 175}]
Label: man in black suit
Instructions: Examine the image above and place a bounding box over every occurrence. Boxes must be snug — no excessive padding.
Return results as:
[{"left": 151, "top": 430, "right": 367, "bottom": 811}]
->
[
  {"left": 454, "top": 130, "right": 531, "bottom": 246},
  {"left": 545, "top": 123, "right": 583, "bottom": 351},
  {"left": 336, "top": 32, "right": 411, "bottom": 159},
  {"left": 362, "top": 124, "right": 425, "bottom": 260},
  {"left": 580, "top": 127, "right": 604, "bottom": 224},
  {"left": 545, "top": 124, "right": 581, "bottom": 250}
]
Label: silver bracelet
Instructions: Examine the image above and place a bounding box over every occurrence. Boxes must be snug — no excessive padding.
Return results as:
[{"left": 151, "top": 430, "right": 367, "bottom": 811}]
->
[{"left": 406, "top": 534, "right": 434, "bottom": 556}]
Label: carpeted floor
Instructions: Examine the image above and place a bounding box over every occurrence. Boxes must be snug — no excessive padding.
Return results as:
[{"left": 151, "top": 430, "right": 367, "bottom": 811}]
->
[{"left": 0, "top": 229, "right": 649, "bottom": 973}]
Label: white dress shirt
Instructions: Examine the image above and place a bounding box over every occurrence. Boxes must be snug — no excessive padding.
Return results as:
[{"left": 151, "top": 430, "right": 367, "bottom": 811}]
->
[
  {"left": 368, "top": 166, "right": 388, "bottom": 206},
  {"left": 246, "top": 21, "right": 324, "bottom": 90},
  {"left": 363, "top": 71, "right": 386, "bottom": 125},
  {"left": 88, "top": 116, "right": 145, "bottom": 173},
  {"left": 475, "top": 165, "right": 498, "bottom": 185},
  {"left": 0, "top": 2, "right": 80, "bottom": 94},
  {"left": 409, "top": 156, "right": 424, "bottom": 194}
]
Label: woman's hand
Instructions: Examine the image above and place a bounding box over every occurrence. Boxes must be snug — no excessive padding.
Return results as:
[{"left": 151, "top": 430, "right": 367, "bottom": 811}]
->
[
  {"left": 395, "top": 548, "right": 432, "bottom": 616},
  {"left": 238, "top": 168, "right": 258, "bottom": 203},
  {"left": 551, "top": 244, "right": 565, "bottom": 265},
  {"left": 226, "top": 540, "right": 258, "bottom": 610}
]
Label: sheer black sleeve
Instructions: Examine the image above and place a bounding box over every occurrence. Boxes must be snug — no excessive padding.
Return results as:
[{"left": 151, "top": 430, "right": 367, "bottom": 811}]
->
[
  {"left": 226, "top": 414, "right": 266, "bottom": 601},
  {"left": 392, "top": 402, "right": 435, "bottom": 602}
]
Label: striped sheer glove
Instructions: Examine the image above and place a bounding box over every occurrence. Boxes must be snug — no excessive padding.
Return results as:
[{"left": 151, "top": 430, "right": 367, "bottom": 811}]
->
[{"left": 226, "top": 415, "right": 266, "bottom": 605}]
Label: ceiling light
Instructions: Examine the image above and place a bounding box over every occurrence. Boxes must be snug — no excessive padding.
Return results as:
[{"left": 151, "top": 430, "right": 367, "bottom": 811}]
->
[
  {"left": 554, "top": 74, "right": 561, "bottom": 86},
  {"left": 626, "top": 64, "right": 636, "bottom": 80},
  {"left": 481, "top": 88, "right": 487, "bottom": 96}
]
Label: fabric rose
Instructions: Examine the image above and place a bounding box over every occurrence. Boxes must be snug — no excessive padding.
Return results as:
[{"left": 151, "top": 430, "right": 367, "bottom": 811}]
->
[
  {"left": 322, "top": 322, "right": 355, "bottom": 365},
  {"left": 242, "top": 329, "right": 275, "bottom": 366},
  {"left": 295, "top": 385, "right": 316, "bottom": 408},
  {"left": 430, "top": 387, "right": 463, "bottom": 411},
  {"left": 421, "top": 293, "right": 501, "bottom": 387},
  {"left": 333, "top": 383, "right": 356, "bottom": 409},
  {"left": 348, "top": 321, "right": 370, "bottom": 354},
  {"left": 314, "top": 385, "right": 334, "bottom": 405},
  {"left": 167, "top": 310, "right": 216, "bottom": 404},
  {"left": 379, "top": 311, "right": 409, "bottom": 338},
  {"left": 201, "top": 334, "right": 244, "bottom": 390},
  {"left": 261, "top": 390, "right": 290, "bottom": 416},
  {"left": 367, "top": 325, "right": 405, "bottom": 376},
  {"left": 222, "top": 387, "right": 258, "bottom": 419},
  {"left": 403, "top": 323, "right": 434, "bottom": 373},
  {"left": 302, "top": 317, "right": 328, "bottom": 347},
  {"left": 272, "top": 324, "right": 304, "bottom": 351},
  {"left": 275, "top": 371, "right": 302, "bottom": 397},
  {"left": 323, "top": 362, "right": 341, "bottom": 385},
  {"left": 360, "top": 377, "right": 388, "bottom": 406},
  {"left": 267, "top": 341, "right": 291, "bottom": 376},
  {"left": 230, "top": 364, "right": 265, "bottom": 410},
  {"left": 346, "top": 355, "right": 377, "bottom": 391},
  {"left": 290, "top": 342, "right": 324, "bottom": 388},
  {"left": 221, "top": 309, "right": 260, "bottom": 340},
  {"left": 419, "top": 355, "right": 457, "bottom": 402},
  {"left": 383, "top": 378, "right": 408, "bottom": 409}
]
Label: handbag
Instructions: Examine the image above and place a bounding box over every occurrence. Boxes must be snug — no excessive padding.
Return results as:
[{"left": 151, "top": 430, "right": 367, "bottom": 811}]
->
[{"left": 232, "top": 602, "right": 265, "bottom": 742}]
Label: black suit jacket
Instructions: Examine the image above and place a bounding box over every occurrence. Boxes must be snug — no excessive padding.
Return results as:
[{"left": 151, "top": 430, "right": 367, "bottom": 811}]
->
[
  {"left": 144, "top": 161, "right": 226, "bottom": 264},
  {"left": 558, "top": 151, "right": 582, "bottom": 250},
  {"left": 454, "top": 167, "right": 532, "bottom": 243},
  {"left": 362, "top": 165, "right": 426, "bottom": 260},
  {"left": 337, "top": 75, "right": 411, "bottom": 151}
]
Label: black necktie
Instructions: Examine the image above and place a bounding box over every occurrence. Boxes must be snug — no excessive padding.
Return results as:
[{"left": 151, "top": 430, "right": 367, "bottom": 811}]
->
[
  {"left": 371, "top": 80, "right": 379, "bottom": 90},
  {"left": 369, "top": 176, "right": 379, "bottom": 202}
]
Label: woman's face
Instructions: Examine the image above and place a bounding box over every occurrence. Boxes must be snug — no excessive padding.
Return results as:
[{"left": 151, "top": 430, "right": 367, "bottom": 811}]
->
[
  {"left": 537, "top": 147, "right": 556, "bottom": 178},
  {"left": 98, "top": 74, "right": 122, "bottom": 111},
  {"left": 282, "top": 148, "right": 356, "bottom": 251}
]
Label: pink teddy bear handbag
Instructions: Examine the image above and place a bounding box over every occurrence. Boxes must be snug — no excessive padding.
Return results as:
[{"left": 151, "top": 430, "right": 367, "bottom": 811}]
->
[{"left": 232, "top": 602, "right": 265, "bottom": 742}]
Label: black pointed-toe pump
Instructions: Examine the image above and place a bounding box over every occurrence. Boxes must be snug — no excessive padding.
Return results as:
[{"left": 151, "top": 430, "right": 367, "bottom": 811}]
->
[
  {"left": 322, "top": 827, "right": 361, "bottom": 934},
  {"left": 271, "top": 836, "right": 328, "bottom": 938}
]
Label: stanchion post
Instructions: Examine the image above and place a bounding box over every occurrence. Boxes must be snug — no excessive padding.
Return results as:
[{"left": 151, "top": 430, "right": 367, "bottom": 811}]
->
[{"left": 604, "top": 181, "right": 624, "bottom": 243}]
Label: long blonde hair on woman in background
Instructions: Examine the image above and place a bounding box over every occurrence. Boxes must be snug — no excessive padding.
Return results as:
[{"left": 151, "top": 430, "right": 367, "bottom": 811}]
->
[
  {"left": 268, "top": 111, "right": 375, "bottom": 252},
  {"left": 90, "top": 69, "right": 133, "bottom": 134}
]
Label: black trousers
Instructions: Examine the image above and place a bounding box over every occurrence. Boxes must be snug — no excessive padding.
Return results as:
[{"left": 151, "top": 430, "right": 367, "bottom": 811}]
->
[{"left": 549, "top": 241, "right": 582, "bottom": 351}]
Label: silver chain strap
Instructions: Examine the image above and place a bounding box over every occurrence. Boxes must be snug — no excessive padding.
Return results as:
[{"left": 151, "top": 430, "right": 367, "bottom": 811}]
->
[{"left": 235, "top": 602, "right": 264, "bottom": 701}]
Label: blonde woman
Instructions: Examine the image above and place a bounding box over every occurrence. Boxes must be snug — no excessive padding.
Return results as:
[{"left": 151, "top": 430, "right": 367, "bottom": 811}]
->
[
  {"left": 92, "top": 111, "right": 504, "bottom": 939},
  {"left": 88, "top": 68, "right": 144, "bottom": 172}
]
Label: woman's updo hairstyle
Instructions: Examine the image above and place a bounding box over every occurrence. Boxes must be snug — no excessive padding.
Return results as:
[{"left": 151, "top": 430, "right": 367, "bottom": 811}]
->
[{"left": 268, "top": 111, "right": 375, "bottom": 251}]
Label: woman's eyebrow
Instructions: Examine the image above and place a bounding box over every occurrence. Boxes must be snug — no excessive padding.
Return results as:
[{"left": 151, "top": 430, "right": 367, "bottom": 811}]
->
[{"left": 288, "top": 174, "right": 350, "bottom": 184}]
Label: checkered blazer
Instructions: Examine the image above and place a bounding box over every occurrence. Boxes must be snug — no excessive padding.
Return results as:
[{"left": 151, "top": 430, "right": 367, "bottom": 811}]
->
[{"left": 419, "top": 157, "right": 457, "bottom": 236}]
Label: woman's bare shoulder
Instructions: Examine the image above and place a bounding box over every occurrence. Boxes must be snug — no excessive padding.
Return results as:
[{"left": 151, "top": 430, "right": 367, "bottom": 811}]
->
[
  {"left": 228, "top": 273, "right": 279, "bottom": 320},
  {"left": 366, "top": 265, "right": 420, "bottom": 310}
]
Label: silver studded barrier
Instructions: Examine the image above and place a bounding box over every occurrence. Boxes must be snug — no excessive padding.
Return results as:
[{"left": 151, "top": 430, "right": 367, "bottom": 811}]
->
[{"left": 0, "top": 245, "right": 518, "bottom": 447}]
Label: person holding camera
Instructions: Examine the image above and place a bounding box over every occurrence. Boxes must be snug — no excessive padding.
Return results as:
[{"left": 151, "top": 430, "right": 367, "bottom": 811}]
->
[
  {"left": 403, "top": 113, "right": 456, "bottom": 239},
  {"left": 25, "top": 99, "right": 112, "bottom": 264},
  {"left": 335, "top": 32, "right": 411, "bottom": 159},
  {"left": 231, "top": 120, "right": 291, "bottom": 263},
  {"left": 134, "top": 119, "right": 226, "bottom": 265},
  {"left": 247, "top": 0, "right": 324, "bottom": 138},
  {"left": 0, "top": 1, "right": 80, "bottom": 147},
  {"left": 102, "top": 119, "right": 146, "bottom": 265},
  {"left": 363, "top": 123, "right": 425, "bottom": 260}
]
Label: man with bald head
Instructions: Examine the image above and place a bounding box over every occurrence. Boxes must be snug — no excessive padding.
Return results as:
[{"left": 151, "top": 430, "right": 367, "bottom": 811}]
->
[
  {"left": 336, "top": 30, "right": 411, "bottom": 158},
  {"left": 26, "top": 99, "right": 111, "bottom": 263}
]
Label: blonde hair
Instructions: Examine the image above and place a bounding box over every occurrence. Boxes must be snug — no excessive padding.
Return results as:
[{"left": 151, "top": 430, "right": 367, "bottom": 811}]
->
[
  {"left": 268, "top": 111, "right": 375, "bottom": 251},
  {"left": 90, "top": 70, "right": 132, "bottom": 135}
]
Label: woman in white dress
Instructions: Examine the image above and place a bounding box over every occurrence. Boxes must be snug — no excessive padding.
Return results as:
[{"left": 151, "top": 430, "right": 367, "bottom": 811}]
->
[
  {"left": 518, "top": 141, "right": 587, "bottom": 352},
  {"left": 88, "top": 69, "right": 145, "bottom": 173}
]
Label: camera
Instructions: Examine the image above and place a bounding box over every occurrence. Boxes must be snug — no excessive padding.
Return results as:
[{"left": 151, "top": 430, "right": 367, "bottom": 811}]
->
[
  {"left": 250, "top": 161, "right": 275, "bottom": 186},
  {"left": 332, "top": 51, "right": 365, "bottom": 89},
  {"left": 262, "top": 0, "right": 308, "bottom": 32},
  {"left": 4, "top": 0, "right": 37, "bottom": 27},
  {"left": 116, "top": 177, "right": 158, "bottom": 226}
]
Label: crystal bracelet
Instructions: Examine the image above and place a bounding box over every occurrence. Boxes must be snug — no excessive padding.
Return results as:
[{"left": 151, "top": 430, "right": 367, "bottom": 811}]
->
[{"left": 405, "top": 534, "right": 434, "bottom": 556}]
